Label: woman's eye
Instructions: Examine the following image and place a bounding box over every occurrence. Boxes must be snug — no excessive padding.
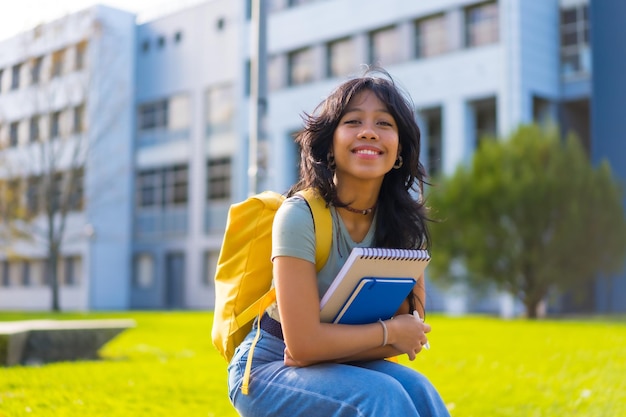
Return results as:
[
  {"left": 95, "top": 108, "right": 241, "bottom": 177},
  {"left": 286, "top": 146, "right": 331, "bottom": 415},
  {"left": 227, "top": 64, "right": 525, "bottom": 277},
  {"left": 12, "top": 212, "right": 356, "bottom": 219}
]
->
[
  {"left": 344, "top": 119, "right": 360, "bottom": 124},
  {"left": 378, "top": 121, "right": 393, "bottom": 127}
]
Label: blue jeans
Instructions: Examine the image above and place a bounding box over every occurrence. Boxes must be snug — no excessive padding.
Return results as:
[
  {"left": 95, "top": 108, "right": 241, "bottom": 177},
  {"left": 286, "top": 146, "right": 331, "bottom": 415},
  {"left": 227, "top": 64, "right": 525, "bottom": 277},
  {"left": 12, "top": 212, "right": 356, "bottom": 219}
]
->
[{"left": 228, "top": 328, "right": 451, "bottom": 417}]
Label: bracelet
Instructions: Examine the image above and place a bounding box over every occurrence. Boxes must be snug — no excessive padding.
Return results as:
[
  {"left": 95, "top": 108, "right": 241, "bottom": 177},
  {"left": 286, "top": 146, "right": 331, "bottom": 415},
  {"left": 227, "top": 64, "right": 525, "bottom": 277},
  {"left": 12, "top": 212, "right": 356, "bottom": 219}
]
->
[{"left": 378, "top": 319, "right": 388, "bottom": 346}]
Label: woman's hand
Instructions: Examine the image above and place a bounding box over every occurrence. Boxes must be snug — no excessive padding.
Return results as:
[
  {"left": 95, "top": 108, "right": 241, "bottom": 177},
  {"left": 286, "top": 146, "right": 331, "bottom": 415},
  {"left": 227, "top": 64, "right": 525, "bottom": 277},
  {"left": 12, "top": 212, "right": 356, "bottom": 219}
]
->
[
  {"left": 386, "top": 314, "right": 431, "bottom": 361},
  {"left": 284, "top": 347, "right": 317, "bottom": 367}
]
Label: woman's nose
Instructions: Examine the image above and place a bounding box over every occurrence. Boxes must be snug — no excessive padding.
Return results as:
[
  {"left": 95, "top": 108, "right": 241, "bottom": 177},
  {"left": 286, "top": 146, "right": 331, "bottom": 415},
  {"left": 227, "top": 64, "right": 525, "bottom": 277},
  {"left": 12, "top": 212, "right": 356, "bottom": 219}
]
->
[{"left": 359, "top": 123, "right": 378, "bottom": 140}]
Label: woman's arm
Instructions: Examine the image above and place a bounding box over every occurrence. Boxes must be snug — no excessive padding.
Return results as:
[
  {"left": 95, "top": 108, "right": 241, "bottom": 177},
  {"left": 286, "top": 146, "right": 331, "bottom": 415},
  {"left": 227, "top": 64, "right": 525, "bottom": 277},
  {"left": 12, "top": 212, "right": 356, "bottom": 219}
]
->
[
  {"left": 324, "top": 276, "right": 431, "bottom": 364},
  {"left": 275, "top": 257, "right": 429, "bottom": 365}
]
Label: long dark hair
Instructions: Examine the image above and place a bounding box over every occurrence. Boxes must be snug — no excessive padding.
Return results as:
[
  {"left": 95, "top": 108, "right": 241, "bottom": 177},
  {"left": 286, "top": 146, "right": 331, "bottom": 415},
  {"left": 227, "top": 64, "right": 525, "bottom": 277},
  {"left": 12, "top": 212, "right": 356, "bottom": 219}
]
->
[{"left": 289, "top": 68, "right": 431, "bottom": 253}]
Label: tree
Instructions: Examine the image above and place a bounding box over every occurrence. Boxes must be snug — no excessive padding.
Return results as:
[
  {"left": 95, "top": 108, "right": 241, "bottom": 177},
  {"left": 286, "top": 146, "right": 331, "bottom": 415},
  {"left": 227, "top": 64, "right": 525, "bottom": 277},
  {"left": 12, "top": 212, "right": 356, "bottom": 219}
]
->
[
  {"left": 0, "top": 174, "right": 32, "bottom": 245},
  {"left": 427, "top": 124, "right": 626, "bottom": 318}
]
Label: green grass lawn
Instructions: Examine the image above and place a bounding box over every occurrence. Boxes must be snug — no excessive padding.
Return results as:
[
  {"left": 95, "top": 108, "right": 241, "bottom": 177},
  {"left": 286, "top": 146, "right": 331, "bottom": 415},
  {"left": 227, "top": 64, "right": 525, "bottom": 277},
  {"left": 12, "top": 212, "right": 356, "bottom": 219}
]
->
[{"left": 1, "top": 311, "right": 625, "bottom": 417}]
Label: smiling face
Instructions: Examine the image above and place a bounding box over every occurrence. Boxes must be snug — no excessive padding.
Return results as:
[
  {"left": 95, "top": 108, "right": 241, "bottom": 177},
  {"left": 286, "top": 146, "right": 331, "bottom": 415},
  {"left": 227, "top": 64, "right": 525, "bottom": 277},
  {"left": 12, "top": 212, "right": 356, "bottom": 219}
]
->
[{"left": 331, "top": 90, "right": 400, "bottom": 184}]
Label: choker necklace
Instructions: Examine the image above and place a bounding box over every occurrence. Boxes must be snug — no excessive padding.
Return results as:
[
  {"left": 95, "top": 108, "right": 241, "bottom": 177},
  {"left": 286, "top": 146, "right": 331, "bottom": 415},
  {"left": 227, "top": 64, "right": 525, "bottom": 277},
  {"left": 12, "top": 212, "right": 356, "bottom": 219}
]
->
[{"left": 342, "top": 203, "right": 377, "bottom": 215}]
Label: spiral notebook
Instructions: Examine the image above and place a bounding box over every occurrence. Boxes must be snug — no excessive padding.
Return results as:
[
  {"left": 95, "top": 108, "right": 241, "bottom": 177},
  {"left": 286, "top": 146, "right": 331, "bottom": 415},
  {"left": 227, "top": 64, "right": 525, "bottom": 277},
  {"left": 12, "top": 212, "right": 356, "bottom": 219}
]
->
[{"left": 319, "top": 248, "right": 431, "bottom": 323}]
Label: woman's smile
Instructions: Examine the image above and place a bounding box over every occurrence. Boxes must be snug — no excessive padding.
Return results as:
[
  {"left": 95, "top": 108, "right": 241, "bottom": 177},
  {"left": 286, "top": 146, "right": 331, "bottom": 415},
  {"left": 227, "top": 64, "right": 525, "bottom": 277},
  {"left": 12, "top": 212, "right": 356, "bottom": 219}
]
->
[{"left": 352, "top": 145, "right": 383, "bottom": 159}]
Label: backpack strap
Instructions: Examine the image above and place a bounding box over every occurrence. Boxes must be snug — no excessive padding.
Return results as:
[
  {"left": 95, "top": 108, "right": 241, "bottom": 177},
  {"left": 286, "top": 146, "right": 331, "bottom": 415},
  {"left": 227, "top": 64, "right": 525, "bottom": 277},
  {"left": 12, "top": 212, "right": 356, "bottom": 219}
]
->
[
  {"left": 297, "top": 188, "right": 332, "bottom": 269},
  {"left": 241, "top": 289, "right": 278, "bottom": 394},
  {"left": 241, "top": 188, "right": 331, "bottom": 395}
]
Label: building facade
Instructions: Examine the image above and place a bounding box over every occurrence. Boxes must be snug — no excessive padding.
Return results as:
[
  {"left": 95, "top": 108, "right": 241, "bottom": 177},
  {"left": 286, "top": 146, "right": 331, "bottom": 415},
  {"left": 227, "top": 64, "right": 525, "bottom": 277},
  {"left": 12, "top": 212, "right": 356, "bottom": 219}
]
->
[
  {"left": 131, "top": 0, "right": 244, "bottom": 309},
  {"left": 0, "top": 6, "right": 135, "bottom": 310},
  {"left": 0, "top": 0, "right": 623, "bottom": 313}
]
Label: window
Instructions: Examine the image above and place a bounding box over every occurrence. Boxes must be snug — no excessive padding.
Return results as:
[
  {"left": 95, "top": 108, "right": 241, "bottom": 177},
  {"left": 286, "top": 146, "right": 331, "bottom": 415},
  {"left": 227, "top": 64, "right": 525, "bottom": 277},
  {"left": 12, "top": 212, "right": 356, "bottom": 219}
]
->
[
  {"left": 420, "top": 108, "right": 443, "bottom": 177},
  {"left": 22, "top": 261, "right": 30, "bottom": 286},
  {"left": 327, "top": 37, "right": 356, "bottom": 78},
  {"left": 51, "top": 171, "right": 64, "bottom": 211},
  {"left": 560, "top": 5, "right": 590, "bottom": 78},
  {"left": 168, "top": 95, "right": 190, "bottom": 130},
  {"left": 165, "top": 165, "right": 188, "bottom": 206},
  {"left": 51, "top": 49, "right": 64, "bottom": 78},
  {"left": 0, "top": 69, "right": 3, "bottom": 93},
  {"left": 138, "top": 100, "right": 168, "bottom": 131},
  {"left": 134, "top": 253, "right": 154, "bottom": 288},
  {"left": 415, "top": 14, "right": 447, "bottom": 58},
  {"left": 31, "top": 56, "right": 43, "bottom": 84},
  {"left": 1, "top": 261, "right": 8, "bottom": 287},
  {"left": 28, "top": 260, "right": 45, "bottom": 286},
  {"left": 43, "top": 260, "right": 51, "bottom": 286},
  {"left": 73, "top": 104, "right": 85, "bottom": 133},
  {"left": 9, "top": 121, "right": 19, "bottom": 147},
  {"left": 63, "top": 256, "right": 81, "bottom": 286},
  {"left": 465, "top": 2, "right": 499, "bottom": 47},
  {"left": 27, "top": 176, "right": 41, "bottom": 213},
  {"left": 268, "top": 55, "right": 284, "bottom": 91},
  {"left": 288, "top": 47, "right": 315, "bottom": 86},
  {"left": 68, "top": 168, "right": 84, "bottom": 211},
  {"left": 28, "top": 172, "right": 72, "bottom": 213},
  {"left": 29, "top": 116, "right": 40, "bottom": 142},
  {"left": 76, "top": 41, "right": 88, "bottom": 70},
  {"left": 533, "top": 96, "right": 553, "bottom": 126},
  {"left": 138, "top": 96, "right": 188, "bottom": 137},
  {"left": 369, "top": 26, "right": 402, "bottom": 66},
  {"left": 50, "top": 111, "right": 61, "bottom": 139},
  {"left": 470, "top": 97, "right": 497, "bottom": 146},
  {"left": 174, "top": 31, "right": 183, "bottom": 43},
  {"left": 157, "top": 36, "right": 166, "bottom": 49},
  {"left": 136, "top": 164, "right": 189, "bottom": 208},
  {"left": 141, "top": 40, "right": 150, "bottom": 53},
  {"left": 11, "top": 63, "right": 21, "bottom": 90},
  {"left": 64, "top": 257, "right": 75, "bottom": 285},
  {"left": 137, "top": 169, "right": 158, "bottom": 207},
  {"left": 4, "top": 180, "right": 20, "bottom": 214},
  {"left": 8, "top": 261, "right": 21, "bottom": 286},
  {"left": 207, "top": 157, "right": 231, "bottom": 201},
  {"left": 206, "top": 85, "right": 234, "bottom": 136}
]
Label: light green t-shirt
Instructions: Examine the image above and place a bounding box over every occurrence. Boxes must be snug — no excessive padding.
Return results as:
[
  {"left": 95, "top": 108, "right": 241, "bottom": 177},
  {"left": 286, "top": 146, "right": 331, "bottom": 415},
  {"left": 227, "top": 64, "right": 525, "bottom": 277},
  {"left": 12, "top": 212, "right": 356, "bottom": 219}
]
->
[{"left": 268, "top": 196, "right": 376, "bottom": 321}]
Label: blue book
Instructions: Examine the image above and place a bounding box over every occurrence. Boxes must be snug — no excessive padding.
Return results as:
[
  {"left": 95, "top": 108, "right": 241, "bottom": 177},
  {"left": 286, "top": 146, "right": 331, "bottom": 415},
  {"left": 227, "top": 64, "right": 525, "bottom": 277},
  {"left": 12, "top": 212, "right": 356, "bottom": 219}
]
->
[
  {"left": 333, "top": 277, "right": 416, "bottom": 324},
  {"left": 320, "top": 247, "right": 431, "bottom": 323}
]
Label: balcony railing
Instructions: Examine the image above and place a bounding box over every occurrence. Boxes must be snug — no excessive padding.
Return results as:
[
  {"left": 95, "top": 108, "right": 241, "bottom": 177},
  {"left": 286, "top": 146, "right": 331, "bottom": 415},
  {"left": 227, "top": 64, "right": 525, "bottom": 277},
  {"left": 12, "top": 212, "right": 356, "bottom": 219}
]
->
[{"left": 134, "top": 206, "right": 188, "bottom": 239}]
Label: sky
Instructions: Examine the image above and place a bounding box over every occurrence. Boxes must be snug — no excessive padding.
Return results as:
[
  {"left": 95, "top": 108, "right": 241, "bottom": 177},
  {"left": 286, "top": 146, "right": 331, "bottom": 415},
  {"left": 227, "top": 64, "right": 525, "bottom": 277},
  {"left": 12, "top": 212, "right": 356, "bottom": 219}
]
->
[{"left": 0, "top": 0, "right": 177, "bottom": 42}]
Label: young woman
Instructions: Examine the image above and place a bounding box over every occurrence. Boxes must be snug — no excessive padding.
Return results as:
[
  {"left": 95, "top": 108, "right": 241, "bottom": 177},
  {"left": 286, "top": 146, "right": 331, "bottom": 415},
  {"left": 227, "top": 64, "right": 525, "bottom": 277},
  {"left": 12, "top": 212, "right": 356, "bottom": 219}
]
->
[{"left": 228, "top": 69, "right": 450, "bottom": 416}]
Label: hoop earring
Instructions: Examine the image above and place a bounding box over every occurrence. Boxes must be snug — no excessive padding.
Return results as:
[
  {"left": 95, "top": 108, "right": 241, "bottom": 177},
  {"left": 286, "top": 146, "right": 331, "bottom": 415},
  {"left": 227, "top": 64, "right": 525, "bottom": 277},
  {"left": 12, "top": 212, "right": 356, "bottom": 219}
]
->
[
  {"left": 393, "top": 155, "right": 403, "bottom": 169},
  {"left": 327, "top": 152, "right": 336, "bottom": 170}
]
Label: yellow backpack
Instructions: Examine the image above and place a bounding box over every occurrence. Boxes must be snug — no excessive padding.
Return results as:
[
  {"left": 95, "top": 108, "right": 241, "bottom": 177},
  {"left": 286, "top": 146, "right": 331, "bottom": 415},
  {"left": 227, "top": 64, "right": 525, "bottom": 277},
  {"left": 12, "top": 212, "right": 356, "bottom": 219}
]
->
[{"left": 211, "top": 189, "right": 332, "bottom": 391}]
